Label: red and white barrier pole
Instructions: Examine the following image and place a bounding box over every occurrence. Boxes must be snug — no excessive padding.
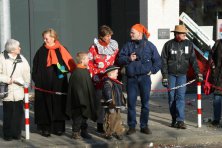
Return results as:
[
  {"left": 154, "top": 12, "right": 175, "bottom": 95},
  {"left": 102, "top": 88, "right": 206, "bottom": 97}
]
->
[
  {"left": 24, "top": 84, "right": 30, "bottom": 139},
  {"left": 197, "top": 82, "right": 202, "bottom": 128}
]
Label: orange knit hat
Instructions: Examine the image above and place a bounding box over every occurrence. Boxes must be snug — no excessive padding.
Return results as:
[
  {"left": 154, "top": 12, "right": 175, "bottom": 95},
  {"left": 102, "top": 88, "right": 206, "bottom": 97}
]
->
[{"left": 131, "top": 24, "right": 150, "bottom": 38}]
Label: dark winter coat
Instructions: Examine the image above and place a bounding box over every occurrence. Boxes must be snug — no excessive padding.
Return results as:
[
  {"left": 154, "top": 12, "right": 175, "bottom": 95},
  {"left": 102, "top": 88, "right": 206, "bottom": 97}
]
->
[
  {"left": 211, "top": 39, "right": 222, "bottom": 95},
  {"left": 102, "top": 77, "right": 126, "bottom": 108},
  {"left": 32, "top": 45, "right": 69, "bottom": 124},
  {"left": 118, "top": 38, "right": 161, "bottom": 77},
  {"left": 161, "top": 39, "right": 200, "bottom": 78},
  {"left": 66, "top": 67, "right": 97, "bottom": 121}
]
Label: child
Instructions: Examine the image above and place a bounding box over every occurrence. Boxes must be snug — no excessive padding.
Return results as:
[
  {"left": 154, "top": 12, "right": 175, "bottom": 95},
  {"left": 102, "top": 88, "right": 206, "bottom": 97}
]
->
[
  {"left": 66, "top": 52, "right": 97, "bottom": 139},
  {"left": 102, "top": 65, "right": 126, "bottom": 140}
]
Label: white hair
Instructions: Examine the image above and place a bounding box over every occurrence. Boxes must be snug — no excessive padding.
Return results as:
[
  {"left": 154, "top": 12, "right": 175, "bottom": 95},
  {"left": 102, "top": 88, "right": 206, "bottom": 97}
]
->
[{"left": 5, "top": 39, "right": 20, "bottom": 53}]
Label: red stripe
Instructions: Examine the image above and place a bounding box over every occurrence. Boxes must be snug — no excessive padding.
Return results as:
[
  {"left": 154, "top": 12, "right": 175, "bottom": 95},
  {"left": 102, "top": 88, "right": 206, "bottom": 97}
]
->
[
  {"left": 24, "top": 103, "right": 29, "bottom": 109},
  {"left": 24, "top": 88, "right": 28, "bottom": 94},
  {"left": 197, "top": 82, "right": 201, "bottom": 86},
  {"left": 197, "top": 94, "right": 201, "bottom": 100},
  {"left": 25, "top": 118, "right": 29, "bottom": 125},
  {"left": 197, "top": 109, "right": 202, "bottom": 114}
]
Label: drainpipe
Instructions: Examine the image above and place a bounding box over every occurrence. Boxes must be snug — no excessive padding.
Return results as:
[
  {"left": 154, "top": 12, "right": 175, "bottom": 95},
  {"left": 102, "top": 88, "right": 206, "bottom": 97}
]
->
[{"left": 0, "top": 0, "right": 11, "bottom": 52}]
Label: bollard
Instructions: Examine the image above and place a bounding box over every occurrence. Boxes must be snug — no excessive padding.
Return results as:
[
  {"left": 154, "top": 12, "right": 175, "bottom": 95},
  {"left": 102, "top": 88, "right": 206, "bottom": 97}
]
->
[
  {"left": 197, "top": 82, "right": 202, "bottom": 128},
  {"left": 24, "top": 84, "right": 30, "bottom": 139}
]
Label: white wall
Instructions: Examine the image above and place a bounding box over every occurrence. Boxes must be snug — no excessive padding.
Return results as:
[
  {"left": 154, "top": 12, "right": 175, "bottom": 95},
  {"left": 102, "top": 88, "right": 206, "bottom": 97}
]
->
[{"left": 145, "top": 0, "right": 180, "bottom": 98}]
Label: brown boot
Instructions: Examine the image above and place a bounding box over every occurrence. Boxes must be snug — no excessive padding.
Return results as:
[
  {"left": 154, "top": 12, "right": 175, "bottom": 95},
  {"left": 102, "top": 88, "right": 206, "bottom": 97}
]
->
[
  {"left": 72, "top": 132, "right": 82, "bottom": 139},
  {"left": 140, "top": 127, "right": 152, "bottom": 134},
  {"left": 126, "top": 128, "right": 136, "bottom": 135}
]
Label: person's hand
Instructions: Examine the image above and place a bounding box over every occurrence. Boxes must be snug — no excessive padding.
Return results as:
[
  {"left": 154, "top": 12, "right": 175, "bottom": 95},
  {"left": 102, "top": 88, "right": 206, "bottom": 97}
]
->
[
  {"left": 162, "top": 79, "right": 168, "bottom": 87},
  {"left": 130, "top": 52, "right": 137, "bottom": 61},
  {"left": 196, "top": 73, "right": 203, "bottom": 82},
  {"left": 8, "top": 79, "right": 13, "bottom": 85}
]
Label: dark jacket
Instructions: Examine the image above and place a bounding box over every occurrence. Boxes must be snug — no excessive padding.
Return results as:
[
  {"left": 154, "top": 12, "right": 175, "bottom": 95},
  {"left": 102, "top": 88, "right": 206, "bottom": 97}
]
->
[
  {"left": 102, "top": 77, "right": 126, "bottom": 108},
  {"left": 161, "top": 39, "right": 200, "bottom": 78},
  {"left": 32, "top": 45, "right": 69, "bottom": 124},
  {"left": 66, "top": 67, "right": 97, "bottom": 121},
  {"left": 211, "top": 39, "right": 222, "bottom": 95},
  {"left": 118, "top": 38, "right": 161, "bottom": 77}
]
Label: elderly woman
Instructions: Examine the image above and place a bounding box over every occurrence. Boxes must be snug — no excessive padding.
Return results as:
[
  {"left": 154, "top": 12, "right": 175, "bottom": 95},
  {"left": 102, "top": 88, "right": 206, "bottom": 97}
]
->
[
  {"left": 0, "top": 39, "right": 30, "bottom": 141},
  {"left": 88, "top": 25, "right": 119, "bottom": 133},
  {"left": 32, "top": 28, "right": 76, "bottom": 137}
]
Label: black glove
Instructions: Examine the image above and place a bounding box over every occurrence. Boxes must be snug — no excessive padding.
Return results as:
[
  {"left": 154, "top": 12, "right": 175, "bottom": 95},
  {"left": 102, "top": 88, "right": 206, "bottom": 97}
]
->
[
  {"left": 196, "top": 73, "right": 203, "bottom": 82},
  {"left": 162, "top": 79, "right": 168, "bottom": 87}
]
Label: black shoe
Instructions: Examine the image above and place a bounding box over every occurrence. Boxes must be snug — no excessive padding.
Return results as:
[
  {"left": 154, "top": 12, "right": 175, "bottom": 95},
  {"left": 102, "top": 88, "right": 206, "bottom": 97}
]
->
[
  {"left": 54, "top": 131, "right": 63, "bottom": 136},
  {"left": 81, "top": 130, "right": 92, "bottom": 139},
  {"left": 126, "top": 128, "right": 136, "bottom": 135},
  {"left": 4, "top": 137, "right": 13, "bottom": 141},
  {"left": 140, "top": 127, "right": 152, "bottom": 134},
  {"left": 104, "top": 135, "right": 112, "bottom": 140},
  {"left": 211, "top": 120, "right": 220, "bottom": 126},
  {"left": 41, "top": 130, "right": 51, "bottom": 137},
  {"left": 176, "top": 121, "right": 187, "bottom": 129},
  {"left": 97, "top": 123, "right": 105, "bottom": 134},
  {"left": 170, "top": 121, "right": 177, "bottom": 128},
  {"left": 115, "top": 134, "right": 123, "bottom": 140},
  {"left": 13, "top": 135, "right": 21, "bottom": 140}
]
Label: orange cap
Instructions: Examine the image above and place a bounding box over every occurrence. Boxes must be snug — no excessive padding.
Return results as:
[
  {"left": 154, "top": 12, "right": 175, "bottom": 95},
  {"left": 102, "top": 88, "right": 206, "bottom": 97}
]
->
[{"left": 131, "top": 24, "right": 150, "bottom": 38}]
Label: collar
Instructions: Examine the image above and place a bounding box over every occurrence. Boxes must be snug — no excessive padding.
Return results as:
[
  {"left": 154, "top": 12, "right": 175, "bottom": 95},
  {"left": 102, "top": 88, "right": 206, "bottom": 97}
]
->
[
  {"left": 77, "top": 64, "right": 87, "bottom": 69},
  {"left": 3, "top": 51, "right": 22, "bottom": 63},
  {"left": 104, "top": 76, "right": 123, "bottom": 85},
  {"left": 94, "top": 38, "right": 118, "bottom": 55}
]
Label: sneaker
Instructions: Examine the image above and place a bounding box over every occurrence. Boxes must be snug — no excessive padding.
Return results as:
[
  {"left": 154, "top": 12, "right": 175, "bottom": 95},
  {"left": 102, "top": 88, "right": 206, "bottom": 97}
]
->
[
  {"left": 72, "top": 132, "right": 82, "bottom": 139},
  {"left": 97, "top": 123, "right": 105, "bottom": 134},
  {"left": 211, "top": 120, "right": 220, "bottom": 126},
  {"left": 81, "top": 130, "right": 92, "bottom": 139},
  {"left": 126, "top": 128, "right": 136, "bottom": 135},
  {"left": 140, "top": 127, "right": 152, "bottom": 134},
  {"left": 169, "top": 120, "right": 177, "bottom": 128},
  {"left": 176, "top": 121, "right": 187, "bottom": 129}
]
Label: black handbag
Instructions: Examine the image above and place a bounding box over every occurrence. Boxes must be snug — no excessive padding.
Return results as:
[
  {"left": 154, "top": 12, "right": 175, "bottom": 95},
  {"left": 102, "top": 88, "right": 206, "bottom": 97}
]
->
[{"left": 0, "top": 62, "right": 17, "bottom": 99}]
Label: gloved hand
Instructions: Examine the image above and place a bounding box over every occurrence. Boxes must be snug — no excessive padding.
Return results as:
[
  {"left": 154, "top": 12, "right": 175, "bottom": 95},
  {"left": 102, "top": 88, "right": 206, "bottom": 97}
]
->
[
  {"left": 196, "top": 73, "right": 203, "bottom": 82},
  {"left": 162, "top": 79, "right": 168, "bottom": 87}
]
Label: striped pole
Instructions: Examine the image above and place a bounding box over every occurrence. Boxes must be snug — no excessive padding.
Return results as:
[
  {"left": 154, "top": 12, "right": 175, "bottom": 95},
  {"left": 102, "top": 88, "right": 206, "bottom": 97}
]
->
[
  {"left": 24, "top": 84, "right": 30, "bottom": 139},
  {"left": 197, "top": 82, "right": 202, "bottom": 128}
]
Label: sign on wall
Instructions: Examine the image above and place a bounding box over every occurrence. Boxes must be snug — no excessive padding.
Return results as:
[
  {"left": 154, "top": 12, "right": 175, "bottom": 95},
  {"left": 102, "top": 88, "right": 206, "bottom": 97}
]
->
[{"left": 158, "top": 29, "right": 170, "bottom": 39}]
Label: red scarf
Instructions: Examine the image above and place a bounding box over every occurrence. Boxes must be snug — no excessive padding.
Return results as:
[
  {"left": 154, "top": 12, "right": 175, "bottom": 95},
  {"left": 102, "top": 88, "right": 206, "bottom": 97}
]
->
[
  {"left": 104, "top": 76, "right": 122, "bottom": 85},
  {"left": 45, "top": 40, "right": 76, "bottom": 72}
]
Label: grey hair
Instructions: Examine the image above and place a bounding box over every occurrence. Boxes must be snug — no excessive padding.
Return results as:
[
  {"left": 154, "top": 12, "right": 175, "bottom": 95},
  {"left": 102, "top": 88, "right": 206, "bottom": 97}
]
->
[{"left": 5, "top": 39, "right": 20, "bottom": 53}]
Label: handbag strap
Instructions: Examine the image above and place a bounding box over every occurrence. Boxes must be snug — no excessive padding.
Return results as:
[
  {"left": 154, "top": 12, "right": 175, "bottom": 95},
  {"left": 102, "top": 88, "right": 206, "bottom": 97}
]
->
[{"left": 10, "top": 62, "right": 17, "bottom": 78}]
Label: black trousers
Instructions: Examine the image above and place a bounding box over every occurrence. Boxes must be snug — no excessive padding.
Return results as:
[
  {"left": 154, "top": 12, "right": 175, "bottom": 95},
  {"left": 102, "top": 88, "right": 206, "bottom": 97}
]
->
[
  {"left": 72, "top": 115, "right": 88, "bottom": 132},
  {"left": 3, "top": 100, "right": 24, "bottom": 138}
]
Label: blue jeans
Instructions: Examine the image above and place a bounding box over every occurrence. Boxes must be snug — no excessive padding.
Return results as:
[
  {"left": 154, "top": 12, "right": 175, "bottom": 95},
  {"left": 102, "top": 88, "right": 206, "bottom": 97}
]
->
[
  {"left": 213, "top": 95, "right": 222, "bottom": 121},
  {"left": 127, "top": 75, "right": 151, "bottom": 128},
  {"left": 168, "top": 75, "right": 187, "bottom": 122}
]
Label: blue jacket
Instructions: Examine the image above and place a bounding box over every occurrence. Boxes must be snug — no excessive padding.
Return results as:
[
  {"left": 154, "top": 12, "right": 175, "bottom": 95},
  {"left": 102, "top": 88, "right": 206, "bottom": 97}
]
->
[{"left": 118, "top": 38, "right": 161, "bottom": 77}]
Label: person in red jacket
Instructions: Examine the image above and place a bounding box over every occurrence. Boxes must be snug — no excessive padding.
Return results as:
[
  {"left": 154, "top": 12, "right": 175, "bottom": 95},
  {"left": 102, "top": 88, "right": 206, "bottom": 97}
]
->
[{"left": 88, "top": 25, "right": 119, "bottom": 133}]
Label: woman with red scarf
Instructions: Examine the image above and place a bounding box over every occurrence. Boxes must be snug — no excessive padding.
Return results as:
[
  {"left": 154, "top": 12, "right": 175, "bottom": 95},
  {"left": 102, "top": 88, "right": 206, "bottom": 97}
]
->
[
  {"left": 32, "top": 28, "right": 76, "bottom": 137},
  {"left": 88, "top": 25, "right": 119, "bottom": 133}
]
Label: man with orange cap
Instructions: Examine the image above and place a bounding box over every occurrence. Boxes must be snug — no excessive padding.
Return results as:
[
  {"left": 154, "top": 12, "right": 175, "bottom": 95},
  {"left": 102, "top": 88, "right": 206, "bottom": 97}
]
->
[{"left": 118, "top": 24, "right": 161, "bottom": 135}]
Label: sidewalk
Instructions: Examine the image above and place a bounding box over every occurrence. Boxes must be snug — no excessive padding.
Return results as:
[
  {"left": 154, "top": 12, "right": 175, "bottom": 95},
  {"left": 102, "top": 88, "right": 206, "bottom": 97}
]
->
[{"left": 0, "top": 94, "right": 221, "bottom": 147}]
